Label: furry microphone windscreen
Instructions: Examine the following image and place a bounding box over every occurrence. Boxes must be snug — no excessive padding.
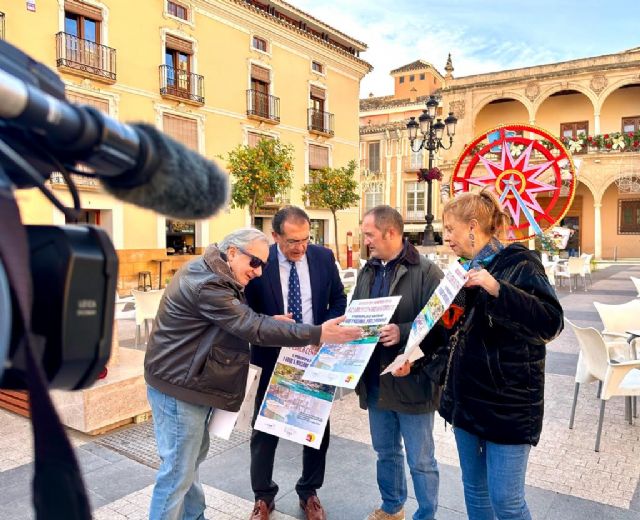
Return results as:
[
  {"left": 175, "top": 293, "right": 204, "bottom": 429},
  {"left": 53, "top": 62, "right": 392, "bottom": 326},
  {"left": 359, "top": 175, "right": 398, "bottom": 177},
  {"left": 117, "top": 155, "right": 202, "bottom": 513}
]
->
[{"left": 100, "top": 123, "right": 229, "bottom": 219}]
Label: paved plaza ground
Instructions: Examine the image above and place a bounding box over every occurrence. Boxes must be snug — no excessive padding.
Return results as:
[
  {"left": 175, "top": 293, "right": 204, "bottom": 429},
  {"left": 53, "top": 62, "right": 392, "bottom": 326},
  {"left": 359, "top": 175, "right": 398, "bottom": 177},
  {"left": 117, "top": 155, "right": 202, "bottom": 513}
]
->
[{"left": 1, "top": 264, "right": 639, "bottom": 519}]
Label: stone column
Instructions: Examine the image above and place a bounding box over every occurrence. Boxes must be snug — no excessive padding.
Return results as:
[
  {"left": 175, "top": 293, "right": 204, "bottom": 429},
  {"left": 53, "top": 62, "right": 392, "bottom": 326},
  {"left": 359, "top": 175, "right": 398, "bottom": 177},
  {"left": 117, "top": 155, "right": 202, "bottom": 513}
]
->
[
  {"left": 594, "top": 201, "right": 602, "bottom": 259},
  {"left": 594, "top": 113, "right": 601, "bottom": 136}
]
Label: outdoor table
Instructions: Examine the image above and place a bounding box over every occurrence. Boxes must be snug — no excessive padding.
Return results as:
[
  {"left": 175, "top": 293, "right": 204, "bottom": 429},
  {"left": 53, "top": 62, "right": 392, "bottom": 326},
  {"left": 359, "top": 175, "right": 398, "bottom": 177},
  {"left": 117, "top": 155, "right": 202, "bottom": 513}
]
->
[{"left": 151, "top": 258, "right": 170, "bottom": 290}]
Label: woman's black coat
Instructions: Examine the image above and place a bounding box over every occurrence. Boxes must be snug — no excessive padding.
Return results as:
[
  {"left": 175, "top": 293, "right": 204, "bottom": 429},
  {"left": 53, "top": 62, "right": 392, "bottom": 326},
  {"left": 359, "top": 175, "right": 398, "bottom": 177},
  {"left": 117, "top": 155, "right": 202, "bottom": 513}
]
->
[{"left": 439, "top": 243, "right": 563, "bottom": 446}]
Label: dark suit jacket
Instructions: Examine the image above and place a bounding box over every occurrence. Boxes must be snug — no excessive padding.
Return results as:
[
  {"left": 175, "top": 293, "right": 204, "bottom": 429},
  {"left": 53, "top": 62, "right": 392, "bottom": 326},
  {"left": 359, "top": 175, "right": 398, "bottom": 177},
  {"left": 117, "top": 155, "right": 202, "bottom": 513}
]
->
[{"left": 245, "top": 243, "right": 347, "bottom": 396}]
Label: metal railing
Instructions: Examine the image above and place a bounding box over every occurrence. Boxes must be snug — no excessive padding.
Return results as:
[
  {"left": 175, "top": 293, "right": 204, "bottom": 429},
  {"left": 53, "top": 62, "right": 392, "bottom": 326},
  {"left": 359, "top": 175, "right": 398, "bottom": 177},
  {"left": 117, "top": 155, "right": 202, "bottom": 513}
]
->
[
  {"left": 49, "top": 172, "right": 101, "bottom": 190},
  {"left": 56, "top": 32, "right": 116, "bottom": 81},
  {"left": 246, "top": 89, "right": 280, "bottom": 122},
  {"left": 307, "top": 108, "right": 334, "bottom": 135},
  {"left": 402, "top": 155, "right": 423, "bottom": 171},
  {"left": 159, "top": 65, "right": 205, "bottom": 104},
  {"left": 261, "top": 189, "right": 291, "bottom": 206},
  {"left": 405, "top": 209, "right": 426, "bottom": 222}
]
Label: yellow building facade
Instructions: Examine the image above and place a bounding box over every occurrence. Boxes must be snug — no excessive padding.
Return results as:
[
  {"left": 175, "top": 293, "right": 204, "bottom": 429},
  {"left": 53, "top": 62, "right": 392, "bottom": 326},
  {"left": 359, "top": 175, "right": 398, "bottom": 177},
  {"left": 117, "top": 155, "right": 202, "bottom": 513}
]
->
[
  {"left": 1, "top": 0, "right": 370, "bottom": 291},
  {"left": 360, "top": 51, "right": 640, "bottom": 260}
]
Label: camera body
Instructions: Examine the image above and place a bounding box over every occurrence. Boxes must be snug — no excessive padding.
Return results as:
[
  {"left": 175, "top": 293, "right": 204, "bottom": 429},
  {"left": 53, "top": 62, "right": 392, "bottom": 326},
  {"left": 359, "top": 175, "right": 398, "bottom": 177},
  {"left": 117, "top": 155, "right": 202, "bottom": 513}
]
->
[{"left": 0, "top": 39, "right": 117, "bottom": 390}]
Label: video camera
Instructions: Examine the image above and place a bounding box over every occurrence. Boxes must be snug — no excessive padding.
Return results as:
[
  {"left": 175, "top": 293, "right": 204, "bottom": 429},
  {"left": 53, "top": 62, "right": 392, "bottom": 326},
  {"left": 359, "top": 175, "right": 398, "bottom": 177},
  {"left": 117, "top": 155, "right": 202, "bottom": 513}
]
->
[
  {"left": 0, "top": 39, "right": 117, "bottom": 390},
  {"left": 0, "top": 38, "right": 229, "bottom": 519},
  {"left": 0, "top": 38, "right": 229, "bottom": 390}
]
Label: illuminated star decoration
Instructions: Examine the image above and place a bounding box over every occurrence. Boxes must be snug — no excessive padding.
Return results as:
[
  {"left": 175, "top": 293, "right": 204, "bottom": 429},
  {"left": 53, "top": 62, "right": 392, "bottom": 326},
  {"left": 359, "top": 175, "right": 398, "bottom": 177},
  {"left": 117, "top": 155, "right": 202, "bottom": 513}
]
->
[{"left": 467, "top": 140, "right": 557, "bottom": 231}]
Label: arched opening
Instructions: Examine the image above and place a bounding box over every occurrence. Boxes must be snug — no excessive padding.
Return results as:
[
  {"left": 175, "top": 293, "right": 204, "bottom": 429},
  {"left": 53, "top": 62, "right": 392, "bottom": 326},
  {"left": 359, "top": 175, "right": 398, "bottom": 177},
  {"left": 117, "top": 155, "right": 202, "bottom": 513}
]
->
[
  {"left": 601, "top": 182, "right": 640, "bottom": 259},
  {"left": 474, "top": 98, "right": 529, "bottom": 135},
  {"left": 600, "top": 83, "right": 640, "bottom": 136},
  {"left": 536, "top": 90, "right": 594, "bottom": 141},
  {"left": 564, "top": 181, "right": 595, "bottom": 256}
]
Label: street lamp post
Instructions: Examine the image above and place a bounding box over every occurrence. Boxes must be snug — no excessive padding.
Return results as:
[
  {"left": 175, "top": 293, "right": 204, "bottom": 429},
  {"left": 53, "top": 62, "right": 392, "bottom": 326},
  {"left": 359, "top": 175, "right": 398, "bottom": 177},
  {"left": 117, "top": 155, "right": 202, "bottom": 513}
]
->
[{"left": 407, "top": 95, "right": 457, "bottom": 246}]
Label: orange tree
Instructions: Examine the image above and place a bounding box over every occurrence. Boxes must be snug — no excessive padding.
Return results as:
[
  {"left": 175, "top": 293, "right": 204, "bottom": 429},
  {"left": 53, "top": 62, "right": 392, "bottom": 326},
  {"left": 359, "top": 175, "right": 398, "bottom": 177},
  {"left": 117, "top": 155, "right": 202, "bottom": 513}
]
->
[
  {"left": 223, "top": 138, "right": 294, "bottom": 226},
  {"left": 302, "top": 160, "right": 359, "bottom": 264}
]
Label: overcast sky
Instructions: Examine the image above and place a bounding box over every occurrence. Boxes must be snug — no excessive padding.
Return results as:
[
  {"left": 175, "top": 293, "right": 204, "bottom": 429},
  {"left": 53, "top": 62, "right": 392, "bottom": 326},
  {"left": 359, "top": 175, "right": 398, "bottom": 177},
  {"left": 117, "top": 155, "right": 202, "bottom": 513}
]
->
[{"left": 288, "top": 0, "right": 640, "bottom": 97}]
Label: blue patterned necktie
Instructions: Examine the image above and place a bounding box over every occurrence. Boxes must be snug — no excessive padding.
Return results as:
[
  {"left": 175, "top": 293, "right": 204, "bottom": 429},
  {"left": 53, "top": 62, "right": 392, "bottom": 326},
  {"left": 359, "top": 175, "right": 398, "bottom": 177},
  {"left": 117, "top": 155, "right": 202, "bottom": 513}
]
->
[{"left": 288, "top": 261, "right": 303, "bottom": 323}]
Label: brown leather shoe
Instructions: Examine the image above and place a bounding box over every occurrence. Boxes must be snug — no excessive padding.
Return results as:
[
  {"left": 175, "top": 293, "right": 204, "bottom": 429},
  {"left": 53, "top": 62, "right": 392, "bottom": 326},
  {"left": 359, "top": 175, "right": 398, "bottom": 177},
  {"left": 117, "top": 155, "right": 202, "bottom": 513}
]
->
[
  {"left": 249, "top": 499, "right": 274, "bottom": 520},
  {"left": 299, "top": 495, "right": 327, "bottom": 520}
]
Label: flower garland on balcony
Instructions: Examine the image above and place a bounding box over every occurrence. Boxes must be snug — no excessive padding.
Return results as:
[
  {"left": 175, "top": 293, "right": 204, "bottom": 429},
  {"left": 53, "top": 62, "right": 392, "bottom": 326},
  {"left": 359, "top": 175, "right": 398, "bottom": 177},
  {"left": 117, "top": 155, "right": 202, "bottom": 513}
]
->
[
  {"left": 417, "top": 167, "right": 443, "bottom": 182},
  {"left": 542, "top": 129, "right": 640, "bottom": 153}
]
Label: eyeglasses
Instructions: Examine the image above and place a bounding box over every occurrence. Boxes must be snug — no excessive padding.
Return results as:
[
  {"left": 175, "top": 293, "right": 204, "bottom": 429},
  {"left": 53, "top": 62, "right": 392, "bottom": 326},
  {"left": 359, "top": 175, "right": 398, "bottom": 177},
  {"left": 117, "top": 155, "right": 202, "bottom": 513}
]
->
[
  {"left": 237, "top": 247, "right": 267, "bottom": 269},
  {"left": 282, "top": 236, "right": 310, "bottom": 246}
]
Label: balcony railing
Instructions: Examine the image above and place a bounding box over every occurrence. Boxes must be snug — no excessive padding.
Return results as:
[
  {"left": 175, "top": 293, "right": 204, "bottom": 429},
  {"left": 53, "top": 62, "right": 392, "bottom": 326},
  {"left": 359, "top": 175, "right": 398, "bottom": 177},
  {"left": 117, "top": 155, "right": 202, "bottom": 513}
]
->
[
  {"left": 56, "top": 32, "right": 116, "bottom": 82},
  {"left": 308, "top": 108, "right": 334, "bottom": 136},
  {"left": 0, "top": 12, "right": 5, "bottom": 40},
  {"left": 49, "top": 172, "right": 101, "bottom": 190},
  {"left": 403, "top": 156, "right": 423, "bottom": 171},
  {"left": 261, "top": 189, "right": 291, "bottom": 207},
  {"left": 405, "top": 209, "right": 425, "bottom": 222},
  {"left": 246, "top": 89, "right": 280, "bottom": 123},
  {"left": 159, "top": 65, "right": 205, "bottom": 105}
]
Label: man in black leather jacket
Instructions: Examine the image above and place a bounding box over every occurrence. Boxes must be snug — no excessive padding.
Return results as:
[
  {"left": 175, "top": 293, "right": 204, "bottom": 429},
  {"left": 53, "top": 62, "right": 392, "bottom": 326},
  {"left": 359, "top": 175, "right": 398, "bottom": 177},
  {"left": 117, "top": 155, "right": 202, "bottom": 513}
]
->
[{"left": 144, "top": 228, "right": 361, "bottom": 520}]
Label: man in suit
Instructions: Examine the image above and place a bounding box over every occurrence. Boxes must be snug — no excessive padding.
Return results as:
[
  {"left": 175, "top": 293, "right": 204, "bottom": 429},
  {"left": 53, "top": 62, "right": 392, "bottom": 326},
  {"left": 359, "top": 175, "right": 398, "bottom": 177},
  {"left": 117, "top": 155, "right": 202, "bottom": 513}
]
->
[{"left": 245, "top": 206, "right": 347, "bottom": 520}]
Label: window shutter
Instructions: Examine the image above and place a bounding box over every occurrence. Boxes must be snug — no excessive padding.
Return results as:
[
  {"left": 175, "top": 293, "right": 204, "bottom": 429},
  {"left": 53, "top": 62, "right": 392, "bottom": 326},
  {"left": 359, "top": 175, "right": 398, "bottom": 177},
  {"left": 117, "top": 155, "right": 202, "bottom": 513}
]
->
[
  {"left": 66, "top": 92, "right": 109, "bottom": 114},
  {"left": 248, "top": 132, "right": 272, "bottom": 147},
  {"left": 163, "top": 113, "right": 198, "bottom": 151},
  {"left": 65, "top": 0, "right": 103, "bottom": 20},
  {"left": 310, "top": 85, "right": 325, "bottom": 100},
  {"left": 165, "top": 34, "right": 193, "bottom": 54},
  {"left": 251, "top": 64, "right": 270, "bottom": 83},
  {"left": 309, "top": 144, "right": 329, "bottom": 170}
]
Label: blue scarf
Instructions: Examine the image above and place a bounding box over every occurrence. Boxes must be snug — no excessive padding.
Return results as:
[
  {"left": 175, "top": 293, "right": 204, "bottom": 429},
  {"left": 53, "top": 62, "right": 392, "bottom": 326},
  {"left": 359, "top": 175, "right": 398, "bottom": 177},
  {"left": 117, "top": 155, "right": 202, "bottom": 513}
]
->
[{"left": 459, "top": 237, "right": 504, "bottom": 271}]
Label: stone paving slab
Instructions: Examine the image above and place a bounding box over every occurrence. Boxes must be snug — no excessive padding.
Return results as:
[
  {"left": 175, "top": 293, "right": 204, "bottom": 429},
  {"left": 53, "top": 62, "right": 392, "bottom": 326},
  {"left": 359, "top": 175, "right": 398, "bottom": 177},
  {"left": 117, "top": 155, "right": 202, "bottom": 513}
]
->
[
  {"left": 93, "top": 484, "right": 297, "bottom": 520},
  {"left": 1, "top": 265, "right": 640, "bottom": 519}
]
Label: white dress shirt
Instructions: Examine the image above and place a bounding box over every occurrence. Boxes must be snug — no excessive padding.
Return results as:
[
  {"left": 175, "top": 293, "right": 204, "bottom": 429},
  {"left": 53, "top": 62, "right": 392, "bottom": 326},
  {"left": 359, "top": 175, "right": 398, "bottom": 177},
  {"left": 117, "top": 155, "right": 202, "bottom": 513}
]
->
[{"left": 277, "top": 246, "right": 314, "bottom": 325}]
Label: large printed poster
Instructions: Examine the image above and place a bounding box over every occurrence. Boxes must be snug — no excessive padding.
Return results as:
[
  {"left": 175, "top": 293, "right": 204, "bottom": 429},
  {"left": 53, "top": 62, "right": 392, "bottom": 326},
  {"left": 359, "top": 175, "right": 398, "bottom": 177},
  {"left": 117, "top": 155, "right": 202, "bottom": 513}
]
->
[
  {"left": 254, "top": 345, "right": 336, "bottom": 449},
  {"left": 303, "top": 296, "right": 402, "bottom": 389},
  {"left": 383, "top": 262, "right": 467, "bottom": 375}
]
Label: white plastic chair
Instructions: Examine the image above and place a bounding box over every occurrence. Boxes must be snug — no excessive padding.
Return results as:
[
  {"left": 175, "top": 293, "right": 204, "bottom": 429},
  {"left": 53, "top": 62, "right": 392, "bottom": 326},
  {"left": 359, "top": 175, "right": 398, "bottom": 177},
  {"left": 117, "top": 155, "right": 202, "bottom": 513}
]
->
[
  {"left": 339, "top": 268, "right": 358, "bottom": 290},
  {"left": 555, "top": 257, "right": 586, "bottom": 292},
  {"left": 593, "top": 300, "right": 640, "bottom": 359},
  {"left": 544, "top": 261, "right": 557, "bottom": 288},
  {"left": 114, "top": 293, "right": 135, "bottom": 321},
  {"left": 565, "top": 319, "right": 640, "bottom": 451},
  {"left": 581, "top": 253, "right": 594, "bottom": 286},
  {"left": 131, "top": 289, "right": 165, "bottom": 347},
  {"left": 631, "top": 276, "right": 640, "bottom": 298}
]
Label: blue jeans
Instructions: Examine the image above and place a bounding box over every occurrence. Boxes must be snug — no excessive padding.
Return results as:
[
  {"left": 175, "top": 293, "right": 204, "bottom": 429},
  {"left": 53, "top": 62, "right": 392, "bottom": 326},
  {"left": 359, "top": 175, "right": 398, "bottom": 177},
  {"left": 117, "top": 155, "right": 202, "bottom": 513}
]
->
[
  {"left": 367, "top": 387, "right": 439, "bottom": 520},
  {"left": 147, "top": 385, "right": 212, "bottom": 520},
  {"left": 454, "top": 427, "right": 532, "bottom": 520}
]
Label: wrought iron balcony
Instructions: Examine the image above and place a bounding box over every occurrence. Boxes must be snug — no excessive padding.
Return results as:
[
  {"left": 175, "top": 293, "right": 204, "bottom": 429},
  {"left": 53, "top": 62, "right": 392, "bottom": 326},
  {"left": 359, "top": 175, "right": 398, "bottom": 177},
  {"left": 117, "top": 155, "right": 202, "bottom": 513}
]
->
[
  {"left": 246, "top": 89, "right": 280, "bottom": 123},
  {"left": 308, "top": 108, "right": 334, "bottom": 136},
  {"left": 159, "top": 65, "right": 205, "bottom": 105},
  {"left": 405, "top": 209, "right": 426, "bottom": 222},
  {"left": 402, "top": 155, "right": 424, "bottom": 172},
  {"left": 49, "top": 172, "right": 101, "bottom": 190},
  {"left": 261, "top": 190, "right": 291, "bottom": 207},
  {"left": 56, "top": 32, "right": 116, "bottom": 82}
]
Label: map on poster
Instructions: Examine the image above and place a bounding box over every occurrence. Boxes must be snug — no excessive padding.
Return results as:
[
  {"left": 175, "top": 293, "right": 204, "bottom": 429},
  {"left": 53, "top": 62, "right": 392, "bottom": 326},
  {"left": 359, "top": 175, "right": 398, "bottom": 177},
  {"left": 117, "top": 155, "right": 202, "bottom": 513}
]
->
[
  {"left": 382, "top": 262, "right": 467, "bottom": 375},
  {"left": 302, "top": 296, "right": 402, "bottom": 389},
  {"left": 254, "top": 345, "right": 336, "bottom": 449}
]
